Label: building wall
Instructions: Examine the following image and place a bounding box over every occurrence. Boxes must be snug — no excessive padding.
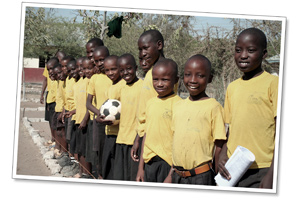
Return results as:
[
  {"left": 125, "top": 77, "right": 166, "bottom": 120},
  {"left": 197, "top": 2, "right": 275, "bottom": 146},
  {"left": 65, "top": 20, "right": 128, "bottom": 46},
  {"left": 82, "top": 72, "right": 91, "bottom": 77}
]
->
[
  {"left": 23, "top": 58, "right": 40, "bottom": 68},
  {"left": 22, "top": 68, "right": 45, "bottom": 83}
]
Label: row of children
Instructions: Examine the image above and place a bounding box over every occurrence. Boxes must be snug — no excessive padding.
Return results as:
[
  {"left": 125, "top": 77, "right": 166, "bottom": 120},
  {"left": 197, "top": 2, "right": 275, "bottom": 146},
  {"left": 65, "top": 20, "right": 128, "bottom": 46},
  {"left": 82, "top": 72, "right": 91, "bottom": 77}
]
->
[{"left": 39, "top": 27, "right": 278, "bottom": 188}]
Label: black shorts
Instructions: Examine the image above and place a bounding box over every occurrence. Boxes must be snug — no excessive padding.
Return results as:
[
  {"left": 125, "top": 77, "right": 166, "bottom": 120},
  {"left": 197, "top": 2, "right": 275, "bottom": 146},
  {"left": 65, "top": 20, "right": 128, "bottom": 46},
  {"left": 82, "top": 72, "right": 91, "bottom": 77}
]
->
[
  {"left": 144, "top": 156, "right": 171, "bottom": 183},
  {"left": 48, "top": 102, "right": 56, "bottom": 130},
  {"left": 236, "top": 168, "right": 269, "bottom": 188},
  {"left": 75, "top": 124, "right": 88, "bottom": 157},
  {"left": 102, "top": 135, "right": 117, "bottom": 180},
  {"left": 85, "top": 120, "right": 98, "bottom": 166},
  {"left": 52, "top": 112, "right": 64, "bottom": 131}
]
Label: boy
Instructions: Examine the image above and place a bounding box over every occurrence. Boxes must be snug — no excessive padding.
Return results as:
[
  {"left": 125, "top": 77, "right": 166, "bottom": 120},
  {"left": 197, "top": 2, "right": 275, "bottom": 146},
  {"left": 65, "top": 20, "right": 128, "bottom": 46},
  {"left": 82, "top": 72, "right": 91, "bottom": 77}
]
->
[
  {"left": 72, "top": 57, "right": 92, "bottom": 178},
  {"left": 86, "top": 45, "right": 111, "bottom": 179},
  {"left": 218, "top": 28, "right": 278, "bottom": 189},
  {"left": 113, "top": 54, "right": 143, "bottom": 181},
  {"left": 164, "top": 54, "right": 227, "bottom": 185},
  {"left": 82, "top": 57, "right": 97, "bottom": 173},
  {"left": 131, "top": 29, "right": 166, "bottom": 162},
  {"left": 98, "top": 55, "right": 126, "bottom": 179},
  {"left": 86, "top": 37, "right": 104, "bottom": 60},
  {"left": 136, "top": 58, "right": 181, "bottom": 182},
  {"left": 41, "top": 57, "right": 59, "bottom": 146},
  {"left": 52, "top": 63, "right": 68, "bottom": 158}
]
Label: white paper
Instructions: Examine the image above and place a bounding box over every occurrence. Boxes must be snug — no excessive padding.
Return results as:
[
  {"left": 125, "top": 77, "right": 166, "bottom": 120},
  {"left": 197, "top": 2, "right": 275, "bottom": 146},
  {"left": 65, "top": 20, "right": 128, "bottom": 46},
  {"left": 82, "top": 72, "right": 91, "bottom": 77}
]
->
[{"left": 215, "top": 145, "right": 255, "bottom": 187}]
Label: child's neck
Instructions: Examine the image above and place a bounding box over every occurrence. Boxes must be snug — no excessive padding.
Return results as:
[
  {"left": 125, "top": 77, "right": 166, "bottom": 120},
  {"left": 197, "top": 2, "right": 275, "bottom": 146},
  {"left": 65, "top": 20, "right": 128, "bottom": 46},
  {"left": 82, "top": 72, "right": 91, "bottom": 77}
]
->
[
  {"left": 127, "top": 77, "right": 138, "bottom": 85},
  {"left": 158, "top": 91, "right": 174, "bottom": 99},
  {"left": 243, "top": 66, "right": 263, "bottom": 80},
  {"left": 112, "top": 76, "right": 122, "bottom": 85},
  {"left": 189, "top": 91, "right": 209, "bottom": 101}
]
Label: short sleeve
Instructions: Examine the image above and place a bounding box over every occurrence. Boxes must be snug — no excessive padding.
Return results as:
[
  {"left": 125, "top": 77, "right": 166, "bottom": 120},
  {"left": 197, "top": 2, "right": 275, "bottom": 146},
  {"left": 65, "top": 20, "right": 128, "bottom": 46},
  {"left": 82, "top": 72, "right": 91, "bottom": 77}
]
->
[{"left": 211, "top": 103, "right": 227, "bottom": 142}]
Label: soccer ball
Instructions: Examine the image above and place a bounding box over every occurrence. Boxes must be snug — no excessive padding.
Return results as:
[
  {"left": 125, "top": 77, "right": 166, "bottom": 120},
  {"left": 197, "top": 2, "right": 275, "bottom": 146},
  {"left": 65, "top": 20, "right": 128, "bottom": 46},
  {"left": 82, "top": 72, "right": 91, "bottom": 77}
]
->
[{"left": 100, "top": 99, "right": 121, "bottom": 125}]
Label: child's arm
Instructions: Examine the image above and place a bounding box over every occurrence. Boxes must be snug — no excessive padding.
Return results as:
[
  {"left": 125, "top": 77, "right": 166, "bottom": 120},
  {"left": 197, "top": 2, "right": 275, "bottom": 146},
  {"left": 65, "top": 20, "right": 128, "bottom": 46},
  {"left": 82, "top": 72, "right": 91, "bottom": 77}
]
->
[
  {"left": 163, "top": 166, "right": 174, "bottom": 183},
  {"left": 40, "top": 77, "right": 47, "bottom": 104},
  {"left": 86, "top": 94, "right": 100, "bottom": 116},
  {"left": 131, "top": 134, "right": 141, "bottom": 162},
  {"left": 136, "top": 133, "right": 146, "bottom": 182},
  {"left": 79, "top": 110, "right": 90, "bottom": 129},
  {"left": 259, "top": 117, "right": 276, "bottom": 189},
  {"left": 218, "top": 127, "right": 231, "bottom": 180},
  {"left": 214, "top": 140, "right": 226, "bottom": 174}
]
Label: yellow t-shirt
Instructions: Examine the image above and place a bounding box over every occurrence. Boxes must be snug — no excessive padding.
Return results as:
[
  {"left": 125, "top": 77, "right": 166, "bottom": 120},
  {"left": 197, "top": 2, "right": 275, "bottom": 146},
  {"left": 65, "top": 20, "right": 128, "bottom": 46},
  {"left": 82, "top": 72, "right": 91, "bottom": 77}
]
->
[
  {"left": 224, "top": 71, "right": 278, "bottom": 169},
  {"left": 172, "top": 98, "right": 227, "bottom": 170},
  {"left": 43, "top": 67, "right": 57, "bottom": 104},
  {"left": 87, "top": 73, "right": 112, "bottom": 110},
  {"left": 65, "top": 77, "right": 76, "bottom": 113},
  {"left": 116, "top": 79, "right": 143, "bottom": 145},
  {"left": 143, "top": 94, "right": 182, "bottom": 166},
  {"left": 73, "top": 77, "right": 89, "bottom": 124},
  {"left": 104, "top": 79, "right": 126, "bottom": 136},
  {"left": 136, "top": 68, "right": 178, "bottom": 137},
  {"left": 55, "top": 80, "right": 66, "bottom": 112}
]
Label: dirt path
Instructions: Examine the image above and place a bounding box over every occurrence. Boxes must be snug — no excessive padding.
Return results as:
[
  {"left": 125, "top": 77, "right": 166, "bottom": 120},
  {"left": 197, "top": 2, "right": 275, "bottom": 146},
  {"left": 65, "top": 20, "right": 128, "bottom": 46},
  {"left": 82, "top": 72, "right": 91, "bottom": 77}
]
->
[{"left": 16, "top": 122, "right": 51, "bottom": 176}]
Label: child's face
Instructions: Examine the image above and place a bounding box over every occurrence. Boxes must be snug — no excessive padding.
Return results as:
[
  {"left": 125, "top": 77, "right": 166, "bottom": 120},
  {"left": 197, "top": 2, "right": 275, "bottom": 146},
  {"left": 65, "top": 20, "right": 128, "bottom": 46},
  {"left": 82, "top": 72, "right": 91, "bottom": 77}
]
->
[
  {"left": 93, "top": 50, "right": 107, "bottom": 74},
  {"left": 76, "top": 59, "right": 84, "bottom": 78},
  {"left": 68, "top": 63, "right": 79, "bottom": 79},
  {"left": 119, "top": 58, "right": 137, "bottom": 84},
  {"left": 138, "top": 35, "right": 162, "bottom": 73},
  {"left": 54, "top": 67, "right": 66, "bottom": 81},
  {"left": 104, "top": 59, "right": 120, "bottom": 83},
  {"left": 47, "top": 62, "right": 55, "bottom": 80},
  {"left": 86, "top": 43, "right": 96, "bottom": 60},
  {"left": 152, "top": 65, "right": 176, "bottom": 98},
  {"left": 234, "top": 33, "right": 267, "bottom": 73},
  {"left": 184, "top": 59, "right": 211, "bottom": 98},
  {"left": 83, "top": 60, "right": 95, "bottom": 79},
  {"left": 61, "top": 59, "right": 69, "bottom": 76}
]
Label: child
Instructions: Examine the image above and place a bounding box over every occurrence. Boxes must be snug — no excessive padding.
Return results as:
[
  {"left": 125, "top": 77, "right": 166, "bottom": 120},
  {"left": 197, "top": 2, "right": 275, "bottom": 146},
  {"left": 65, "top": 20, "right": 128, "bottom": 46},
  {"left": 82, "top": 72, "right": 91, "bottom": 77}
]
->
[
  {"left": 131, "top": 29, "right": 166, "bottom": 162},
  {"left": 136, "top": 58, "right": 181, "bottom": 182},
  {"left": 42, "top": 57, "right": 59, "bottom": 146},
  {"left": 82, "top": 57, "right": 97, "bottom": 173},
  {"left": 86, "top": 45, "right": 111, "bottom": 179},
  {"left": 86, "top": 37, "right": 104, "bottom": 60},
  {"left": 72, "top": 57, "right": 92, "bottom": 178},
  {"left": 52, "top": 63, "right": 68, "bottom": 158},
  {"left": 218, "top": 28, "right": 278, "bottom": 189},
  {"left": 98, "top": 55, "right": 126, "bottom": 179},
  {"left": 61, "top": 56, "right": 75, "bottom": 76},
  {"left": 113, "top": 54, "right": 143, "bottom": 181},
  {"left": 164, "top": 54, "right": 227, "bottom": 185}
]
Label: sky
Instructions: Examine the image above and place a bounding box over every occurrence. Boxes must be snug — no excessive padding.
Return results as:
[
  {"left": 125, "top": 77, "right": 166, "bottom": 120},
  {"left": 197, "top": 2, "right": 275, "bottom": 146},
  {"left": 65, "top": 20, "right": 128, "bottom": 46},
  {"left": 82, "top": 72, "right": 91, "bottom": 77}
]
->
[{"left": 44, "top": 7, "right": 234, "bottom": 32}]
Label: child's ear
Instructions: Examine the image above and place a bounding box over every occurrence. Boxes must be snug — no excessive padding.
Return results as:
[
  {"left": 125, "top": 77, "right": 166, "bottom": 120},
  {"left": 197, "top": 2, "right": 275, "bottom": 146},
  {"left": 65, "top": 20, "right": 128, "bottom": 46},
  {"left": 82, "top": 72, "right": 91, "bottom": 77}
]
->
[
  {"left": 157, "top": 40, "right": 163, "bottom": 51},
  {"left": 262, "top": 49, "right": 268, "bottom": 59},
  {"left": 208, "top": 74, "right": 213, "bottom": 83}
]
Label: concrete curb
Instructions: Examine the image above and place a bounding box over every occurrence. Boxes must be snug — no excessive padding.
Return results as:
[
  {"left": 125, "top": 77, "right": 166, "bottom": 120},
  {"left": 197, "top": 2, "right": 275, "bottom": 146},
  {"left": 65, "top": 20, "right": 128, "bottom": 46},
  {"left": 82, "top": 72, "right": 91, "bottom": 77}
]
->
[{"left": 21, "top": 117, "right": 80, "bottom": 177}]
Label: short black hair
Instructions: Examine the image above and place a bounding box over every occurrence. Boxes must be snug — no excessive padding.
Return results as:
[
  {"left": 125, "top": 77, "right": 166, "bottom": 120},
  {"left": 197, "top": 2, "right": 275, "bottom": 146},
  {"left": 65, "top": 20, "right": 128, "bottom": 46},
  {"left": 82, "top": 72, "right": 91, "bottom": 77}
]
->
[
  {"left": 47, "top": 57, "right": 59, "bottom": 66},
  {"left": 118, "top": 53, "right": 137, "bottom": 66},
  {"left": 52, "top": 63, "right": 62, "bottom": 70},
  {"left": 94, "top": 46, "right": 110, "bottom": 57},
  {"left": 140, "top": 29, "right": 164, "bottom": 47},
  {"left": 87, "top": 37, "right": 104, "bottom": 47},
  {"left": 153, "top": 58, "right": 178, "bottom": 78},
  {"left": 61, "top": 55, "right": 75, "bottom": 62},
  {"left": 186, "top": 54, "right": 212, "bottom": 74},
  {"left": 237, "top": 27, "right": 267, "bottom": 49}
]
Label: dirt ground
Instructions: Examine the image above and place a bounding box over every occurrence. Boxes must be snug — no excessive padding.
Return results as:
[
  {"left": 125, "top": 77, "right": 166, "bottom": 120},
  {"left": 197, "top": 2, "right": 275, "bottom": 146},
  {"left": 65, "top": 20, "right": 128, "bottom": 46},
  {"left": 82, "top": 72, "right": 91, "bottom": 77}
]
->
[
  {"left": 16, "top": 121, "right": 51, "bottom": 176},
  {"left": 16, "top": 83, "right": 52, "bottom": 177}
]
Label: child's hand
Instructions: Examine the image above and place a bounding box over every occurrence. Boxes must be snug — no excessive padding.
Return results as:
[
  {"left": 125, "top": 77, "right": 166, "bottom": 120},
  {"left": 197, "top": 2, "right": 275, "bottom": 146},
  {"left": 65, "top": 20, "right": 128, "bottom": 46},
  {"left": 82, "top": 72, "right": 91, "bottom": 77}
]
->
[
  {"left": 136, "top": 168, "right": 144, "bottom": 182},
  {"left": 79, "top": 119, "right": 88, "bottom": 130},
  {"left": 40, "top": 95, "right": 44, "bottom": 104},
  {"left": 131, "top": 137, "right": 140, "bottom": 162},
  {"left": 95, "top": 115, "right": 113, "bottom": 125},
  {"left": 58, "top": 113, "right": 63, "bottom": 121},
  {"left": 218, "top": 154, "right": 231, "bottom": 180}
]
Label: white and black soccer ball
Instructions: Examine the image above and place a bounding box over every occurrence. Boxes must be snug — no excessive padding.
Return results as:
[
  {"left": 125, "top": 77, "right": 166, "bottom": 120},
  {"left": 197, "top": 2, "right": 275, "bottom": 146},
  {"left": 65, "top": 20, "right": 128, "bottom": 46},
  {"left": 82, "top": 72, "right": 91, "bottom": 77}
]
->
[{"left": 100, "top": 99, "right": 121, "bottom": 125}]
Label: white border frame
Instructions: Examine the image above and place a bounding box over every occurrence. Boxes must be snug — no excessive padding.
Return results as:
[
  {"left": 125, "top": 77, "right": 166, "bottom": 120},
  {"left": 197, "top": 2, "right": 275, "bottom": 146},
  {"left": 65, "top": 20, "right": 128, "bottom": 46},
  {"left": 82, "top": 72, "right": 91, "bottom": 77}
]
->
[{"left": 12, "top": 1, "right": 286, "bottom": 194}]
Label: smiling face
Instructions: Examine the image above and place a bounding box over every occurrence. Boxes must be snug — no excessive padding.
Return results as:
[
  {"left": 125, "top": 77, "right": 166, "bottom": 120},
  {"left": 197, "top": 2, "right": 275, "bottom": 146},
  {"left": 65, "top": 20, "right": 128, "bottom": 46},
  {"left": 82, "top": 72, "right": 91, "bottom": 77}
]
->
[
  {"left": 138, "top": 34, "right": 162, "bottom": 73},
  {"left": 152, "top": 60, "right": 178, "bottom": 98},
  {"left": 184, "top": 56, "right": 212, "bottom": 100},
  {"left": 76, "top": 57, "right": 85, "bottom": 78},
  {"left": 93, "top": 48, "right": 109, "bottom": 74},
  {"left": 82, "top": 58, "right": 95, "bottom": 79},
  {"left": 104, "top": 56, "right": 120, "bottom": 84},
  {"left": 53, "top": 65, "right": 66, "bottom": 81},
  {"left": 118, "top": 55, "right": 137, "bottom": 84},
  {"left": 234, "top": 32, "right": 267, "bottom": 74}
]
